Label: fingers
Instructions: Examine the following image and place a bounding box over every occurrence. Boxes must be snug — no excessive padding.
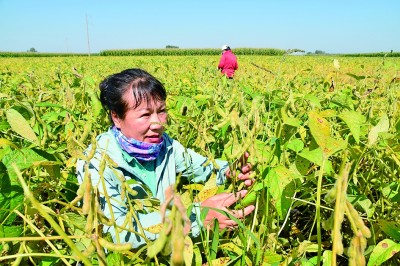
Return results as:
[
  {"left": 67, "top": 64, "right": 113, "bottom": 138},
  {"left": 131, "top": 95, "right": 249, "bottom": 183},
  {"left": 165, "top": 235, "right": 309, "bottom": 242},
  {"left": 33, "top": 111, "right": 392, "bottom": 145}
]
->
[
  {"left": 240, "top": 163, "right": 252, "bottom": 173},
  {"left": 235, "top": 190, "right": 248, "bottom": 199},
  {"left": 203, "top": 191, "right": 255, "bottom": 230},
  {"left": 225, "top": 168, "right": 231, "bottom": 178},
  {"left": 220, "top": 190, "right": 248, "bottom": 207},
  {"left": 244, "top": 179, "right": 254, "bottom": 186},
  {"left": 219, "top": 205, "right": 255, "bottom": 229},
  {"left": 229, "top": 152, "right": 250, "bottom": 172},
  {"left": 237, "top": 172, "right": 255, "bottom": 187},
  {"left": 232, "top": 205, "right": 255, "bottom": 218},
  {"left": 237, "top": 172, "right": 249, "bottom": 180}
]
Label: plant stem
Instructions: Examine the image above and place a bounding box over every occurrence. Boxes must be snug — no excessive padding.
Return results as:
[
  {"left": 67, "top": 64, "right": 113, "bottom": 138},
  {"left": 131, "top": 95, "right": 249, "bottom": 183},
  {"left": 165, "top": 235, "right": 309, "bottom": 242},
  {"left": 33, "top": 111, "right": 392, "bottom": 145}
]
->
[
  {"left": 13, "top": 163, "right": 92, "bottom": 266},
  {"left": 316, "top": 158, "right": 326, "bottom": 266}
]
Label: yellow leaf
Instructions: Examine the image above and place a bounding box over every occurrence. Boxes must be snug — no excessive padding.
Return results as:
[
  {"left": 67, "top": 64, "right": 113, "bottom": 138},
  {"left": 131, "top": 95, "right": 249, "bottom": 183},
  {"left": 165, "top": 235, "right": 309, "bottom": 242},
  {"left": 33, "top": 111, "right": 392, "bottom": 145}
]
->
[
  {"left": 196, "top": 187, "right": 218, "bottom": 202},
  {"left": 183, "top": 184, "right": 204, "bottom": 191},
  {"left": 0, "top": 138, "right": 18, "bottom": 148},
  {"left": 209, "top": 257, "right": 231, "bottom": 266},
  {"left": 144, "top": 223, "right": 163, "bottom": 234},
  {"left": 180, "top": 191, "right": 193, "bottom": 209},
  {"left": 183, "top": 236, "right": 194, "bottom": 266}
]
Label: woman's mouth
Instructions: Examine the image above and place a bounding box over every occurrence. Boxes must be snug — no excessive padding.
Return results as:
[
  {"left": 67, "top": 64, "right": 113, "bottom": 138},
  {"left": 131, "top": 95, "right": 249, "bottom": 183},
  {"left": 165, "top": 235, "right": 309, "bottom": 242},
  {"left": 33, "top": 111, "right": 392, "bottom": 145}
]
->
[{"left": 145, "top": 136, "right": 161, "bottom": 143}]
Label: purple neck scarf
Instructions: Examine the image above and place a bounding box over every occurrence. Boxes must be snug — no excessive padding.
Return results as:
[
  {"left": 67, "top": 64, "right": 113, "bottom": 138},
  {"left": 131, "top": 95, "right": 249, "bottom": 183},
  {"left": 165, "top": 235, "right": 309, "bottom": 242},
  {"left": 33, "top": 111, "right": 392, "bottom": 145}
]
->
[{"left": 112, "top": 126, "right": 164, "bottom": 161}]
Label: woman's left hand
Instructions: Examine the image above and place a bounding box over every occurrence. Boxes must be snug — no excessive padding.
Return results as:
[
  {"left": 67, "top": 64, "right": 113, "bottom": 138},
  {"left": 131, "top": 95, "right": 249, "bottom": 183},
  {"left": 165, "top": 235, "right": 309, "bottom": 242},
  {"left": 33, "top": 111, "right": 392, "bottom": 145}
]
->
[{"left": 201, "top": 190, "right": 255, "bottom": 230}]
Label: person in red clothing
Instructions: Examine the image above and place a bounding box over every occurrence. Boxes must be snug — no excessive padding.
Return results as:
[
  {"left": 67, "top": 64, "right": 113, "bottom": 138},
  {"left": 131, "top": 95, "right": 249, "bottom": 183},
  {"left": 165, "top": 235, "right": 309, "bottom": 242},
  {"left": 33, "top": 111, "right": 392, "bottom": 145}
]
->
[{"left": 218, "top": 45, "right": 238, "bottom": 78}]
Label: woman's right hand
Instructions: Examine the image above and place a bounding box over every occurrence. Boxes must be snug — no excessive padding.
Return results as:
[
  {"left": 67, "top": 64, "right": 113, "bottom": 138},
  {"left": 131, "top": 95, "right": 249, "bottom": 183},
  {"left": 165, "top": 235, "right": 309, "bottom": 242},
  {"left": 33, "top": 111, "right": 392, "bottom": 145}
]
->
[{"left": 225, "top": 152, "right": 255, "bottom": 187}]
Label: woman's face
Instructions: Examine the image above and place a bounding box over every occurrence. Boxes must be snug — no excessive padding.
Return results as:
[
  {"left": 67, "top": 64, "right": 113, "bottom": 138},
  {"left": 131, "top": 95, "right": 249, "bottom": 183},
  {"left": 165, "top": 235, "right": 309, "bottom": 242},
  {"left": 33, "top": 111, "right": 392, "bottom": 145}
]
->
[{"left": 112, "top": 91, "right": 167, "bottom": 143}]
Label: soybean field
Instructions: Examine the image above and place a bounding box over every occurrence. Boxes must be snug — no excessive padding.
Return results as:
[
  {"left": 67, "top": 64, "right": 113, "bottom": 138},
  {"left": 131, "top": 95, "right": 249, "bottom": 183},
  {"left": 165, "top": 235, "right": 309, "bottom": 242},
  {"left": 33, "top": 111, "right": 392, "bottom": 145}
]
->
[{"left": 0, "top": 54, "right": 399, "bottom": 265}]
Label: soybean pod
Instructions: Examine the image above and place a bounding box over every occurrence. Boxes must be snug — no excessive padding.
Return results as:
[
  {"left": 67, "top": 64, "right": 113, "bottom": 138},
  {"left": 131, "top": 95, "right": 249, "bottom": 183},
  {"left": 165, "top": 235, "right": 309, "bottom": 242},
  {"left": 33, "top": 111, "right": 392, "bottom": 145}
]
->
[{"left": 98, "top": 237, "right": 132, "bottom": 252}]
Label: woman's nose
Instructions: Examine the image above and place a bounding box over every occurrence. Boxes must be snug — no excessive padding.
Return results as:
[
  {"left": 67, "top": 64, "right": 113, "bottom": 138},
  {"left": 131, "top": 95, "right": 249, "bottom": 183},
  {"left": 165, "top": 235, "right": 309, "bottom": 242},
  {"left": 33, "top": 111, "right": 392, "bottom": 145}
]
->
[{"left": 149, "top": 114, "right": 163, "bottom": 129}]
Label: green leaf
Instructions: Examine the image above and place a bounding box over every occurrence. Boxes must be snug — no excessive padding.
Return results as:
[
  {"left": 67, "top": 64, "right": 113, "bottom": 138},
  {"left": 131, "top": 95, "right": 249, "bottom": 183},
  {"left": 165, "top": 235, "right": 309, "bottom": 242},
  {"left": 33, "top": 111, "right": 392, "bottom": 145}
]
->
[
  {"left": 106, "top": 253, "right": 124, "bottom": 266},
  {"left": 346, "top": 73, "right": 366, "bottom": 80},
  {"left": 262, "top": 251, "right": 282, "bottom": 264},
  {"left": 367, "top": 239, "right": 400, "bottom": 266},
  {"left": 286, "top": 138, "right": 304, "bottom": 153},
  {"left": 298, "top": 148, "right": 334, "bottom": 175},
  {"left": 382, "top": 182, "right": 400, "bottom": 202},
  {"left": 339, "top": 110, "right": 366, "bottom": 144},
  {"left": 368, "top": 114, "right": 389, "bottom": 146},
  {"left": 377, "top": 220, "right": 400, "bottom": 241},
  {"left": 42, "top": 111, "right": 67, "bottom": 123},
  {"left": 38, "top": 256, "right": 59, "bottom": 266},
  {"left": 0, "top": 224, "right": 23, "bottom": 237},
  {"left": 322, "top": 250, "right": 333, "bottom": 266},
  {"left": 265, "top": 165, "right": 301, "bottom": 219},
  {"left": 356, "top": 198, "right": 375, "bottom": 218},
  {"left": 35, "top": 102, "right": 78, "bottom": 119},
  {"left": 303, "top": 94, "right": 322, "bottom": 109},
  {"left": 0, "top": 188, "right": 24, "bottom": 225},
  {"left": 254, "top": 139, "right": 276, "bottom": 165},
  {"left": 2, "top": 148, "right": 48, "bottom": 184},
  {"left": 6, "top": 108, "right": 38, "bottom": 144},
  {"left": 0, "top": 164, "right": 24, "bottom": 224},
  {"left": 210, "top": 220, "right": 219, "bottom": 260},
  {"left": 283, "top": 117, "right": 301, "bottom": 127},
  {"left": 330, "top": 93, "right": 354, "bottom": 110}
]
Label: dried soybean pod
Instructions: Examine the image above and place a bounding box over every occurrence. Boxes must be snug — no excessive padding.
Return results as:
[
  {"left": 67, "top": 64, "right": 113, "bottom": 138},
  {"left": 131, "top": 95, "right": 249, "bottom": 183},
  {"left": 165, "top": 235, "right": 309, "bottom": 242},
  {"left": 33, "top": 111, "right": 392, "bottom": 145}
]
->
[
  {"left": 97, "top": 210, "right": 114, "bottom": 226},
  {"left": 117, "top": 211, "right": 131, "bottom": 233},
  {"left": 69, "top": 182, "right": 84, "bottom": 206},
  {"left": 113, "top": 169, "right": 128, "bottom": 200},
  {"left": 324, "top": 182, "right": 337, "bottom": 203},
  {"left": 348, "top": 232, "right": 367, "bottom": 266},
  {"left": 224, "top": 137, "right": 234, "bottom": 149},
  {"left": 85, "top": 136, "right": 97, "bottom": 161},
  {"left": 332, "top": 163, "right": 349, "bottom": 258},
  {"left": 82, "top": 241, "right": 96, "bottom": 257},
  {"left": 105, "top": 154, "right": 119, "bottom": 168},
  {"left": 345, "top": 200, "right": 371, "bottom": 238},
  {"left": 215, "top": 105, "right": 228, "bottom": 117},
  {"left": 79, "top": 121, "right": 92, "bottom": 144},
  {"left": 98, "top": 154, "right": 107, "bottom": 177},
  {"left": 120, "top": 184, "right": 126, "bottom": 201},
  {"left": 171, "top": 209, "right": 184, "bottom": 266},
  {"left": 94, "top": 237, "right": 107, "bottom": 266},
  {"left": 81, "top": 165, "right": 92, "bottom": 215},
  {"left": 98, "top": 237, "right": 132, "bottom": 252},
  {"left": 34, "top": 109, "right": 48, "bottom": 146},
  {"left": 224, "top": 96, "right": 235, "bottom": 109},
  {"left": 147, "top": 224, "right": 171, "bottom": 258},
  {"left": 124, "top": 183, "right": 139, "bottom": 197},
  {"left": 85, "top": 199, "right": 95, "bottom": 234}
]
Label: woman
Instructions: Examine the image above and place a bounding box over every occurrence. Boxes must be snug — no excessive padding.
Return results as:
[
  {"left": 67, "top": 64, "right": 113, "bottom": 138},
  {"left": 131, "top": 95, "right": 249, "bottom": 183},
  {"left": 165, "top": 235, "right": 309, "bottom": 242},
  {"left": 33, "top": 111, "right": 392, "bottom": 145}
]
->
[
  {"left": 76, "top": 68, "right": 255, "bottom": 248},
  {"left": 218, "top": 44, "right": 238, "bottom": 78}
]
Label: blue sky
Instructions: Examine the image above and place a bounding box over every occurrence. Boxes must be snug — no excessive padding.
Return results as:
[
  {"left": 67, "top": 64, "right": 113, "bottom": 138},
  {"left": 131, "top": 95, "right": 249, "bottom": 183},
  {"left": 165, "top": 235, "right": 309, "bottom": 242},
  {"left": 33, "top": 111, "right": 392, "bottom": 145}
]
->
[{"left": 0, "top": 0, "right": 399, "bottom": 54}]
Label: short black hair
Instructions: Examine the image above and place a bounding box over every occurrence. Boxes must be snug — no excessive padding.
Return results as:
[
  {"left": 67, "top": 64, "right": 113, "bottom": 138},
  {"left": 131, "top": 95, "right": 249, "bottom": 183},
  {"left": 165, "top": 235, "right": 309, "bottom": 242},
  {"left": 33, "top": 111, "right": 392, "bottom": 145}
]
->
[{"left": 99, "top": 68, "right": 167, "bottom": 123}]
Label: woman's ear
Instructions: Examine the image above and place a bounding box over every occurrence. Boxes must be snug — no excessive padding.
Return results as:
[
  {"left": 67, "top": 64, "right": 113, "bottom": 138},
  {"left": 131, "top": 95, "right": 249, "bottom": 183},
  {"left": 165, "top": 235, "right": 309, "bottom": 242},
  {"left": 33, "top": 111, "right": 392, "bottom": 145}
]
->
[{"left": 111, "top": 111, "right": 121, "bottom": 128}]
